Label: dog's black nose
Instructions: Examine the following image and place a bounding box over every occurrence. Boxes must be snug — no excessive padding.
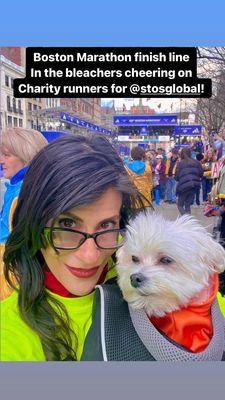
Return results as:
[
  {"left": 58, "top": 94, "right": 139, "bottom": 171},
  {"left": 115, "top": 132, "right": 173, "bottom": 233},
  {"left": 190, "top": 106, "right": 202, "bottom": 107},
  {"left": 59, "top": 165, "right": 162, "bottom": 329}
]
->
[{"left": 130, "top": 273, "right": 146, "bottom": 288}]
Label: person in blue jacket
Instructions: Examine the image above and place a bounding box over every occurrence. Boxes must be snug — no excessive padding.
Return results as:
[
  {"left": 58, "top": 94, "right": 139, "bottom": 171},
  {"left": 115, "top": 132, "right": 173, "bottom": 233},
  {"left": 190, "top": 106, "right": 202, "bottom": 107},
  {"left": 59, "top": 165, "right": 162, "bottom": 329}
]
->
[
  {"left": 124, "top": 146, "right": 153, "bottom": 206},
  {"left": 0, "top": 127, "right": 47, "bottom": 243}
]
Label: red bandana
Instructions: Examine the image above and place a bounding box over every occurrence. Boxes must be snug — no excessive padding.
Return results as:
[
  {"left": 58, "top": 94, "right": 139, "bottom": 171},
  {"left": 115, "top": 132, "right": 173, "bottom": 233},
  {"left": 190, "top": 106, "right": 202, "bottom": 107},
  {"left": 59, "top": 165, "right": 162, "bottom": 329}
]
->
[
  {"left": 149, "top": 274, "right": 219, "bottom": 353},
  {"left": 44, "top": 265, "right": 108, "bottom": 298}
]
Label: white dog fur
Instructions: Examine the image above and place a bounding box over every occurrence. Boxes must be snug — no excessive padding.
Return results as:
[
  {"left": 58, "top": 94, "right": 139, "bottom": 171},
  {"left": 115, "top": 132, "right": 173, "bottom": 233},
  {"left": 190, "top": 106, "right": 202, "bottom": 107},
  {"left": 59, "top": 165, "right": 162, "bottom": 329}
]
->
[{"left": 116, "top": 211, "right": 225, "bottom": 317}]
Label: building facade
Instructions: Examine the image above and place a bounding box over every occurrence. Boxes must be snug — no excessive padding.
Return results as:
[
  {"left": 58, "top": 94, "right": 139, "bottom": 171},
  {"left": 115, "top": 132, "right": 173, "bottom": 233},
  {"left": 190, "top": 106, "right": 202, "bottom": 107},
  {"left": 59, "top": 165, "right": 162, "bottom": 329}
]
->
[
  {"left": 0, "top": 48, "right": 26, "bottom": 130},
  {"left": 0, "top": 47, "right": 110, "bottom": 135}
]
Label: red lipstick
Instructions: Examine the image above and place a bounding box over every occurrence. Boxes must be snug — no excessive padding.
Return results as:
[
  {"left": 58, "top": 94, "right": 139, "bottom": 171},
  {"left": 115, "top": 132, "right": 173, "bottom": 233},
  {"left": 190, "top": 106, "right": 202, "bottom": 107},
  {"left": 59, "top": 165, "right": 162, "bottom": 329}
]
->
[{"left": 65, "top": 265, "right": 99, "bottom": 278}]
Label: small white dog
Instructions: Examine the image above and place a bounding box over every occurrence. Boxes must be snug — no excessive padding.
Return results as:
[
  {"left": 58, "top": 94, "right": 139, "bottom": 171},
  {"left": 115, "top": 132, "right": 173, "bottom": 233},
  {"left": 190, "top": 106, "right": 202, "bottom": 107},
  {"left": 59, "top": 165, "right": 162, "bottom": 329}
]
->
[{"left": 117, "top": 211, "right": 225, "bottom": 317}]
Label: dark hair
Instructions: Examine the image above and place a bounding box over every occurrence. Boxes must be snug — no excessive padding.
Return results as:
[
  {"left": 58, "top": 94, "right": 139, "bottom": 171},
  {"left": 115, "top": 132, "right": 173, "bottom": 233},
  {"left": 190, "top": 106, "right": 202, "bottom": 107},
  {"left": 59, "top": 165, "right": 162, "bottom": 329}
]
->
[
  {"left": 171, "top": 149, "right": 178, "bottom": 155},
  {"left": 196, "top": 152, "right": 204, "bottom": 162},
  {"left": 180, "top": 147, "right": 192, "bottom": 160},
  {"left": 4, "top": 134, "right": 144, "bottom": 361},
  {"left": 131, "top": 146, "right": 145, "bottom": 160}
]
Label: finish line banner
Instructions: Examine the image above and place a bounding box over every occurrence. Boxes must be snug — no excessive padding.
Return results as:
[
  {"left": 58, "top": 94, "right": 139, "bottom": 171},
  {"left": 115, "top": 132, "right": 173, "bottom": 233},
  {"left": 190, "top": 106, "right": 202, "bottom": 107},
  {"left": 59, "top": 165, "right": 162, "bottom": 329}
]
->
[
  {"left": 13, "top": 47, "right": 212, "bottom": 98},
  {"left": 114, "top": 115, "right": 178, "bottom": 126}
]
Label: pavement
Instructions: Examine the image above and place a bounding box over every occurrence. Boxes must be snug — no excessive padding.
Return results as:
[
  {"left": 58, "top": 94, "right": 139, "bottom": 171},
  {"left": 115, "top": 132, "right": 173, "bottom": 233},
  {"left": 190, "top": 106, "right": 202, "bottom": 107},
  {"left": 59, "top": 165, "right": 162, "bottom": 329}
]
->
[{"left": 152, "top": 201, "right": 220, "bottom": 235}]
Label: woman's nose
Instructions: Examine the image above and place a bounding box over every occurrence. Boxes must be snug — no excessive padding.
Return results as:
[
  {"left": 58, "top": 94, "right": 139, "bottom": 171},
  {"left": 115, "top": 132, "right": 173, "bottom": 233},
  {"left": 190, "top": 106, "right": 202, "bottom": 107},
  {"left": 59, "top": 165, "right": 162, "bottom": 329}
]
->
[{"left": 76, "top": 238, "right": 101, "bottom": 265}]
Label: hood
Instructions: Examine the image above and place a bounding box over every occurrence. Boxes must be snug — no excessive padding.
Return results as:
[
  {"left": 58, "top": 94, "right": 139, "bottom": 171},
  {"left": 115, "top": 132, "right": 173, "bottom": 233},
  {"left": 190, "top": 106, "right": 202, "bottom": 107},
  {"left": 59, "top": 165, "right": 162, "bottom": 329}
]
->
[{"left": 126, "top": 160, "right": 146, "bottom": 174}]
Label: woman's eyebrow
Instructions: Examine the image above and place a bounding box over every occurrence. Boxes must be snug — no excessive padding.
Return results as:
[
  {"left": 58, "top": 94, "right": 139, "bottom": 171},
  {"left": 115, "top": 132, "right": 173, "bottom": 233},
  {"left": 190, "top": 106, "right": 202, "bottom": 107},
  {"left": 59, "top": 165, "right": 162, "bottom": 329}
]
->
[
  {"left": 58, "top": 212, "right": 83, "bottom": 221},
  {"left": 58, "top": 213, "right": 120, "bottom": 224},
  {"left": 98, "top": 215, "right": 120, "bottom": 223}
]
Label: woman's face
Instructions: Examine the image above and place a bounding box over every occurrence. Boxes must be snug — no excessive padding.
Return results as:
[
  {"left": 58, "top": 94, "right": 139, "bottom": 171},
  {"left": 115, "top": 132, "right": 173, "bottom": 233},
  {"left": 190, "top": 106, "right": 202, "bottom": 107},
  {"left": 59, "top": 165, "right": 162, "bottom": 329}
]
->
[
  {"left": 41, "top": 187, "right": 123, "bottom": 296},
  {"left": 0, "top": 147, "right": 25, "bottom": 179},
  {"left": 207, "top": 150, "right": 214, "bottom": 159},
  {"left": 145, "top": 151, "right": 152, "bottom": 161}
]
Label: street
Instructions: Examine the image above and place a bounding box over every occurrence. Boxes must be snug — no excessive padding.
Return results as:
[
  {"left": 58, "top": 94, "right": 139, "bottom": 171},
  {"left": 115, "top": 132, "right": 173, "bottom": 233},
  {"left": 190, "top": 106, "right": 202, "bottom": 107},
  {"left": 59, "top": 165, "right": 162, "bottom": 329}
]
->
[{"left": 153, "top": 202, "right": 219, "bottom": 235}]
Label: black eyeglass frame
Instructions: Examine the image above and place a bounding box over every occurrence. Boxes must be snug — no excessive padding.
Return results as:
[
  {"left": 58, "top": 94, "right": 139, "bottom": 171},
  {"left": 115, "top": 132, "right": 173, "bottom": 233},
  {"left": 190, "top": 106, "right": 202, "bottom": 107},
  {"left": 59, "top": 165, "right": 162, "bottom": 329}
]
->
[{"left": 43, "top": 227, "right": 126, "bottom": 252}]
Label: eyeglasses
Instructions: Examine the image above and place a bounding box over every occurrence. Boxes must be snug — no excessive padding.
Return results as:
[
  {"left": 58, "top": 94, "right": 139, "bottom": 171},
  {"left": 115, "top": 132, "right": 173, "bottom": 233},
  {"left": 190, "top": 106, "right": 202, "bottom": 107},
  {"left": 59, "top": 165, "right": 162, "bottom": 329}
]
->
[{"left": 43, "top": 227, "right": 126, "bottom": 251}]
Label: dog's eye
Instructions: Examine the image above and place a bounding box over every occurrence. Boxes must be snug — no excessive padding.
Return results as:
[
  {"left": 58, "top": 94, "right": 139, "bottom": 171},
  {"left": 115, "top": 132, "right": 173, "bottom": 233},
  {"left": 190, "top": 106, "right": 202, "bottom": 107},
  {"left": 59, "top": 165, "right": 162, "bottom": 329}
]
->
[
  {"left": 132, "top": 255, "right": 140, "bottom": 263},
  {"left": 160, "top": 256, "right": 173, "bottom": 264}
]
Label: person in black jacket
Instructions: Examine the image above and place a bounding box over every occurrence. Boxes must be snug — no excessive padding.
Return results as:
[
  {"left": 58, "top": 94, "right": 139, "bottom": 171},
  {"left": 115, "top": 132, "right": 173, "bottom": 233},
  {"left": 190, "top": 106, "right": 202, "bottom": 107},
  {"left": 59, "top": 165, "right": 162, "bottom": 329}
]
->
[{"left": 175, "top": 147, "right": 203, "bottom": 215}]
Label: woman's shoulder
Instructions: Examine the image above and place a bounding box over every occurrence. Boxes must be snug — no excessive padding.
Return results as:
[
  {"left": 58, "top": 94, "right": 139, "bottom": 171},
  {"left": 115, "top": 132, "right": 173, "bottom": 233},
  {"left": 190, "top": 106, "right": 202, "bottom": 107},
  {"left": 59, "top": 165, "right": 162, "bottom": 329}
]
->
[
  {"left": 0, "top": 288, "right": 18, "bottom": 308},
  {"left": 1, "top": 291, "right": 46, "bottom": 361}
]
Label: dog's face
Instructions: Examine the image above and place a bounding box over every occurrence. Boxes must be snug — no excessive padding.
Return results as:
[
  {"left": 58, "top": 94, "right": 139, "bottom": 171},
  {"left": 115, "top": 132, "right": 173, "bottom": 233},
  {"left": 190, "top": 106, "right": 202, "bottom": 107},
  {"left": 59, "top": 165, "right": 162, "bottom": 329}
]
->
[{"left": 116, "top": 212, "right": 225, "bottom": 317}]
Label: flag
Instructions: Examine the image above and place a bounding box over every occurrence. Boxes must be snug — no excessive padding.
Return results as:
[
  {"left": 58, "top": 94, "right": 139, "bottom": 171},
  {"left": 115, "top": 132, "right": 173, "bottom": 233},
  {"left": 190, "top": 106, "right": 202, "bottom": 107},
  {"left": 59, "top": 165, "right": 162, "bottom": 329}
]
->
[
  {"left": 122, "top": 103, "right": 126, "bottom": 112},
  {"left": 157, "top": 103, "right": 161, "bottom": 109}
]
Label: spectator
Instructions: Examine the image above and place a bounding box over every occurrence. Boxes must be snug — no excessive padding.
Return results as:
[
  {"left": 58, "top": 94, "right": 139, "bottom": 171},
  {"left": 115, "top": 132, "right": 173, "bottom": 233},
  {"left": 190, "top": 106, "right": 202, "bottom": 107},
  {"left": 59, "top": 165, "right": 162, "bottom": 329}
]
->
[
  {"left": 202, "top": 148, "right": 216, "bottom": 202},
  {"left": 145, "top": 149, "right": 155, "bottom": 168},
  {"left": 175, "top": 147, "right": 203, "bottom": 215},
  {"left": 156, "top": 147, "right": 167, "bottom": 164},
  {"left": 212, "top": 130, "right": 225, "bottom": 159},
  {"left": 125, "top": 146, "right": 153, "bottom": 207},
  {"left": 0, "top": 128, "right": 48, "bottom": 243},
  {"left": 165, "top": 148, "right": 179, "bottom": 203},
  {"left": 152, "top": 155, "right": 166, "bottom": 206},
  {"left": 193, "top": 152, "right": 205, "bottom": 206}
]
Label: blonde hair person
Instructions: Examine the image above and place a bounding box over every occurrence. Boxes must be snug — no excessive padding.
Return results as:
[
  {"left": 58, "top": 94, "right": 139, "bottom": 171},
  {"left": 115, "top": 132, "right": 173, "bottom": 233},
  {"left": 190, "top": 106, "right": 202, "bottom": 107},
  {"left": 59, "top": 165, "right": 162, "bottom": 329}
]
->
[
  {"left": 0, "top": 128, "right": 48, "bottom": 298},
  {"left": 202, "top": 148, "right": 216, "bottom": 202},
  {"left": 0, "top": 128, "right": 48, "bottom": 243},
  {"left": 1, "top": 127, "right": 48, "bottom": 167}
]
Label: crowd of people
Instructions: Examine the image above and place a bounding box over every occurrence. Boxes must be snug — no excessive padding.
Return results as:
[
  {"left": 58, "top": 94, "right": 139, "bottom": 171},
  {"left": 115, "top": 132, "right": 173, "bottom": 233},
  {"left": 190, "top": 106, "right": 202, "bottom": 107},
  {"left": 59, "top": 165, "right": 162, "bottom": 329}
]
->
[
  {"left": 124, "top": 140, "right": 224, "bottom": 213},
  {"left": 0, "top": 127, "right": 225, "bottom": 361},
  {"left": 124, "top": 137, "right": 225, "bottom": 298}
]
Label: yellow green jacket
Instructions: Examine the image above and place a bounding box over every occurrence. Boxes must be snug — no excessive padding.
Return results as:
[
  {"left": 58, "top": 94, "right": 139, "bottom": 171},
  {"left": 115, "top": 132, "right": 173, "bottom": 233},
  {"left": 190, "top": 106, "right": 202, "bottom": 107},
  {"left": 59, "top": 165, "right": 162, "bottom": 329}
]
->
[
  {"left": 0, "top": 261, "right": 116, "bottom": 361},
  {"left": 217, "top": 292, "right": 225, "bottom": 317}
]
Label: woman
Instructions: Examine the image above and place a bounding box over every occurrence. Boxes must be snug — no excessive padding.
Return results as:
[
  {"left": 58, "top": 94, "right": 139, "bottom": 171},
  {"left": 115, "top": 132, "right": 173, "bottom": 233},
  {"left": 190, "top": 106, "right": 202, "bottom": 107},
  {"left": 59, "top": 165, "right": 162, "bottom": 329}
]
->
[
  {"left": 165, "top": 148, "right": 179, "bottom": 204},
  {"left": 145, "top": 149, "right": 156, "bottom": 168},
  {"left": 202, "top": 148, "right": 216, "bottom": 202},
  {"left": 175, "top": 147, "right": 203, "bottom": 215},
  {"left": 152, "top": 155, "right": 166, "bottom": 206},
  {"left": 0, "top": 127, "right": 48, "bottom": 243},
  {"left": 194, "top": 152, "right": 204, "bottom": 206},
  {"left": 1, "top": 134, "right": 144, "bottom": 361},
  {"left": 213, "top": 131, "right": 225, "bottom": 159}
]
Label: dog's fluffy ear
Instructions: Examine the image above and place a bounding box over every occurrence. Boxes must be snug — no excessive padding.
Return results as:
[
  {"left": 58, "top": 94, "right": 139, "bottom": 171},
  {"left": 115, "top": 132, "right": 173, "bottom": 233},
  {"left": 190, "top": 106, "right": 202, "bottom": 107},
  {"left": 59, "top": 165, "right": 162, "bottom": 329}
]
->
[
  {"left": 173, "top": 215, "right": 225, "bottom": 274},
  {"left": 116, "top": 244, "right": 128, "bottom": 265},
  {"left": 197, "top": 234, "right": 225, "bottom": 273}
]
